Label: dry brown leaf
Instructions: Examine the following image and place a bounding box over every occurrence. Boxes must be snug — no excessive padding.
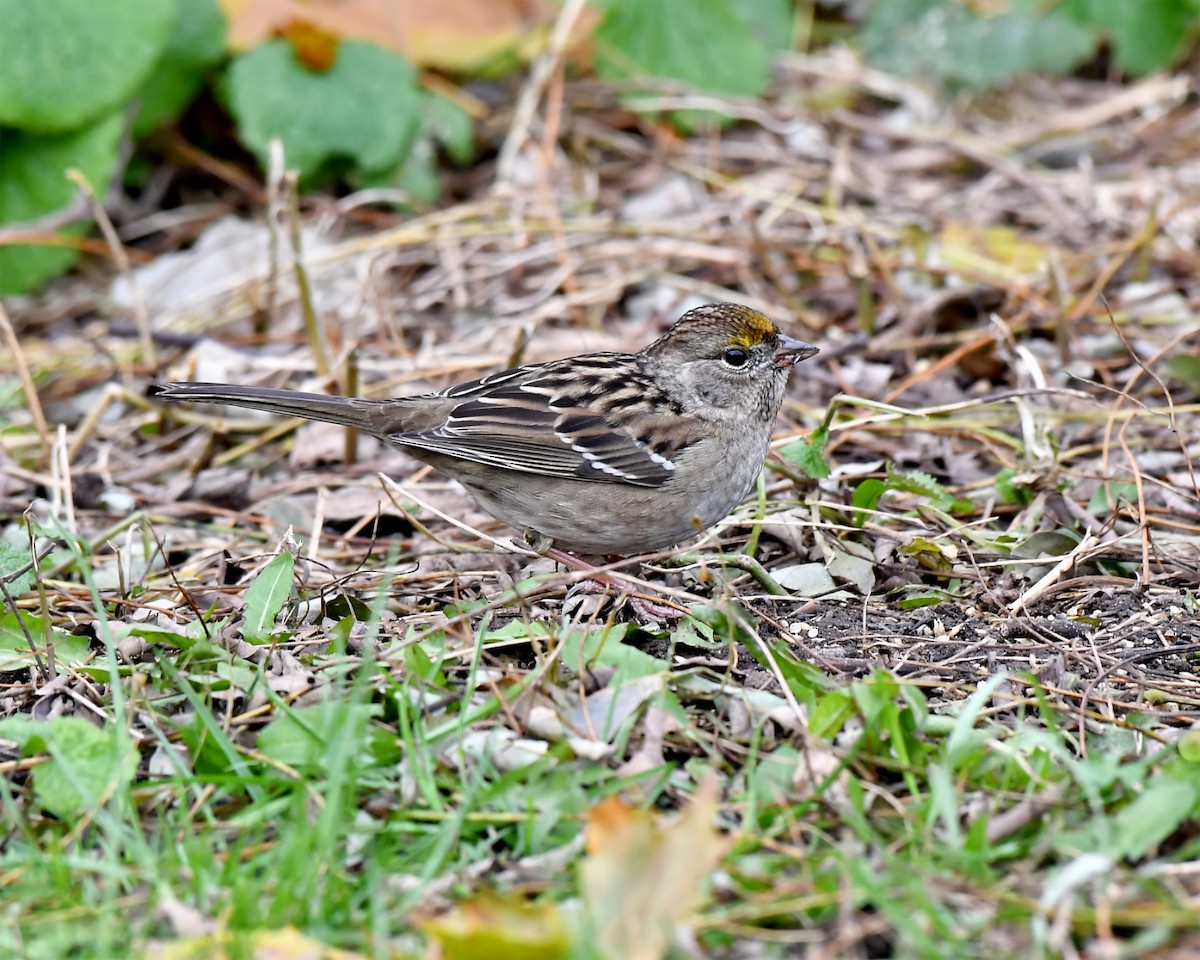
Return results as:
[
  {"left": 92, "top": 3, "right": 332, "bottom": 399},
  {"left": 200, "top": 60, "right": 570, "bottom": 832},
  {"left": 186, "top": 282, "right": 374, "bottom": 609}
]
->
[
  {"left": 580, "top": 776, "right": 726, "bottom": 960},
  {"left": 278, "top": 17, "right": 340, "bottom": 72},
  {"left": 220, "top": 0, "right": 594, "bottom": 72}
]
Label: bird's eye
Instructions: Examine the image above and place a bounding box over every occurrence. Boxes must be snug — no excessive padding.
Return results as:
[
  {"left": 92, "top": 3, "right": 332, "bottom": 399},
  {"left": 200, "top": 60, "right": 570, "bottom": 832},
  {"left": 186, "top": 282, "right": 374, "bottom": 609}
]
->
[{"left": 722, "top": 347, "right": 750, "bottom": 367}]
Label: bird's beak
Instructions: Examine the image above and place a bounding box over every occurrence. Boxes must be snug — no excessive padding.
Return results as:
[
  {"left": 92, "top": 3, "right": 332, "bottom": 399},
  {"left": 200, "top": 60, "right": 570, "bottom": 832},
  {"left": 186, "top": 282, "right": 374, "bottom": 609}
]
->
[{"left": 773, "top": 334, "right": 819, "bottom": 368}]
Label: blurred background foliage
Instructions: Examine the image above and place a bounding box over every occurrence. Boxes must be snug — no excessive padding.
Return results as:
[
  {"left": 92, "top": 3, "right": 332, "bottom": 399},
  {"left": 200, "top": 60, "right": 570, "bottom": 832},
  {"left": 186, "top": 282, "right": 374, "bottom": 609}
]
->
[{"left": 1, "top": 0, "right": 1197, "bottom": 295}]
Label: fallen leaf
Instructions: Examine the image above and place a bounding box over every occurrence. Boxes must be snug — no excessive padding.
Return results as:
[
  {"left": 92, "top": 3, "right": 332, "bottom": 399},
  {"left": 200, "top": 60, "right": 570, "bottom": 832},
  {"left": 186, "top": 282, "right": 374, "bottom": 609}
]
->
[
  {"left": 420, "top": 894, "right": 571, "bottom": 960},
  {"left": 147, "top": 925, "right": 368, "bottom": 960},
  {"left": 221, "top": 0, "right": 594, "bottom": 72},
  {"left": 939, "top": 221, "right": 1048, "bottom": 281},
  {"left": 580, "top": 776, "right": 726, "bottom": 960},
  {"left": 278, "top": 17, "right": 340, "bottom": 72}
]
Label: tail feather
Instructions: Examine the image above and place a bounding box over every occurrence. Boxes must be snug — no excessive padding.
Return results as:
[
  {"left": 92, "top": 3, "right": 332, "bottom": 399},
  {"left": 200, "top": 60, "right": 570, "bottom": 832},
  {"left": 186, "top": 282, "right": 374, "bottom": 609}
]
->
[{"left": 148, "top": 382, "right": 388, "bottom": 435}]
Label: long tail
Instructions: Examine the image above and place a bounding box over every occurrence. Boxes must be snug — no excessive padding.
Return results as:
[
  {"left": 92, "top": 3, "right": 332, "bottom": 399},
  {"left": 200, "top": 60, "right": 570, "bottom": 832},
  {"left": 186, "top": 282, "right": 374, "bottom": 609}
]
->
[{"left": 148, "top": 382, "right": 392, "bottom": 436}]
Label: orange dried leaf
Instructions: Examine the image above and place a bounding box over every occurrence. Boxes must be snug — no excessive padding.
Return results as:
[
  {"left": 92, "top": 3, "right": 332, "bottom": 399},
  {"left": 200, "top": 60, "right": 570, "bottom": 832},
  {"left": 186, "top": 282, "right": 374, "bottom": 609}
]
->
[
  {"left": 278, "top": 17, "right": 340, "bottom": 73},
  {"left": 220, "top": 0, "right": 593, "bottom": 71},
  {"left": 580, "top": 778, "right": 726, "bottom": 960}
]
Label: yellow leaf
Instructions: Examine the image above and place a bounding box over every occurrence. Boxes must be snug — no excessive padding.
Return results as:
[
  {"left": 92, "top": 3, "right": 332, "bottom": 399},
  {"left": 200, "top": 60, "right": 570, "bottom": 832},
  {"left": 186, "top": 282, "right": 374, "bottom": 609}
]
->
[
  {"left": 148, "top": 926, "right": 373, "bottom": 960},
  {"left": 940, "top": 222, "right": 1048, "bottom": 282},
  {"left": 219, "top": 0, "right": 596, "bottom": 72},
  {"left": 580, "top": 777, "right": 726, "bottom": 960},
  {"left": 419, "top": 894, "right": 571, "bottom": 960},
  {"left": 899, "top": 536, "right": 958, "bottom": 572}
]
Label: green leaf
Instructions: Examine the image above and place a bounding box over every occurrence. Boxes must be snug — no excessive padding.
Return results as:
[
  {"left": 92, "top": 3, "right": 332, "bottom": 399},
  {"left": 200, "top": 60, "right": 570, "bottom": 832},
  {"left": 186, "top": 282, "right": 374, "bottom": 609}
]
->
[
  {"left": 370, "top": 142, "right": 444, "bottom": 206},
  {"left": 241, "top": 552, "right": 295, "bottom": 644},
  {"left": 1060, "top": 0, "right": 1195, "bottom": 75},
  {"left": 1088, "top": 482, "right": 1138, "bottom": 516},
  {"left": 0, "top": 611, "right": 92, "bottom": 672},
  {"left": 557, "top": 622, "right": 656, "bottom": 685},
  {"left": 1165, "top": 354, "right": 1200, "bottom": 390},
  {"left": 423, "top": 91, "right": 477, "bottom": 166},
  {"left": 595, "top": 0, "right": 771, "bottom": 127},
  {"left": 851, "top": 478, "right": 887, "bottom": 526},
  {"left": 1108, "top": 778, "right": 1200, "bottom": 861},
  {"left": 134, "top": 0, "right": 228, "bottom": 136},
  {"left": 779, "top": 426, "right": 831, "bottom": 479},
  {"left": 685, "top": 603, "right": 835, "bottom": 702},
  {"left": 896, "top": 592, "right": 948, "bottom": 610},
  {"left": 809, "top": 691, "right": 855, "bottom": 739},
  {"left": 728, "top": 0, "right": 796, "bottom": 49},
  {"left": 994, "top": 468, "right": 1033, "bottom": 506},
  {"left": 861, "top": 0, "right": 1096, "bottom": 91},
  {"left": 0, "top": 716, "right": 136, "bottom": 819},
  {"left": 0, "top": 541, "right": 36, "bottom": 596},
  {"left": 225, "top": 38, "right": 422, "bottom": 179},
  {"left": 887, "top": 466, "right": 972, "bottom": 513},
  {"left": 257, "top": 701, "right": 387, "bottom": 772},
  {"left": 0, "top": 0, "right": 175, "bottom": 132},
  {"left": 0, "top": 112, "right": 123, "bottom": 295},
  {"left": 404, "top": 642, "right": 450, "bottom": 690},
  {"left": 1179, "top": 730, "right": 1200, "bottom": 764}
]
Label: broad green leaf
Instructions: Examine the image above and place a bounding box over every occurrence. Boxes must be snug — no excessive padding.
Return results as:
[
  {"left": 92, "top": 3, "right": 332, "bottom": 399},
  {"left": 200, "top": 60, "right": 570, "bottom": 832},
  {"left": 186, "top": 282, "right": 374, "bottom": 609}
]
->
[
  {"left": 809, "top": 691, "right": 856, "bottom": 739},
  {"left": 257, "top": 701, "right": 387, "bottom": 771},
  {"left": 994, "top": 467, "right": 1033, "bottom": 506},
  {"left": 0, "top": 0, "right": 175, "bottom": 132},
  {"left": 1165, "top": 354, "right": 1200, "bottom": 390},
  {"left": 240, "top": 552, "right": 294, "bottom": 643},
  {"left": 0, "top": 113, "right": 123, "bottom": 294},
  {"left": 134, "top": 0, "right": 228, "bottom": 136},
  {"left": 558, "top": 622, "right": 656, "bottom": 684},
  {"left": 0, "top": 716, "right": 136, "bottom": 819},
  {"left": 404, "top": 642, "right": 450, "bottom": 689},
  {"left": 361, "top": 90, "right": 478, "bottom": 206},
  {"left": 1088, "top": 482, "right": 1138, "bottom": 516},
  {"left": 0, "top": 611, "right": 92, "bottom": 672},
  {"left": 1109, "top": 778, "right": 1200, "bottom": 861},
  {"left": 851, "top": 478, "right": 887, "bottom": 526},
  {"left": 779, "top": 426, "right": 831, "bottom": 479},
  {"left": 861, "top": 0, "right": 1096, "bottom": 91},
  {"left": 0, "top": 541, "right": 36, "bottom": 595},
  {"left": 729, "top": 0, "right": 796, "bottom": 49},
  {"left": 595, "top": 0, "right": 771, "bottom": 128},
  {"left": 423, "top": 91, "right": 477, "bottom": 166},
  {"left": 1060, "top": 0, "right": 1195, "bottom": 75},
  {"left": 225, "top": 38, "right": 422, "bottom": 179},
  {"left": 1179, "top": 731, "right": 1200, "bottom": 764},
  {"left": 898, "top": 536, "right": 957, "bottom": 572}
]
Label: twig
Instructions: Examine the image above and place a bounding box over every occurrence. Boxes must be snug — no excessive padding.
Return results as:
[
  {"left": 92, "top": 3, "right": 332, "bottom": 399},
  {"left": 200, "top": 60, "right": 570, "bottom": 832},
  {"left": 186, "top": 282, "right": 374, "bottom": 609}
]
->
[
  {"left": 67, "top": 168, "right": 156, "bottom": 370},
  {"left": 285, "top": 170, "right": 330, "bottom": 379},
  {"left": 0, "top": 303, "right": 52, "bottom": 462},
  {"left": 668, "top": 551, "right": 789, "bottom": 596},
  {"left": 495, "top": 0, "right": 588, "bottom": 187},
  {"left": 1007, "top": 532, "right": 1100, "bottom": 615}
]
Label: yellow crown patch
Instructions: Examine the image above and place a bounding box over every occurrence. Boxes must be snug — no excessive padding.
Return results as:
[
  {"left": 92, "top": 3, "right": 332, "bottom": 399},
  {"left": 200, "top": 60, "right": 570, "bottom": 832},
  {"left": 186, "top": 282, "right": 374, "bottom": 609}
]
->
[{"left": 725, "top": 306, "right": 779, "bottom": 346}]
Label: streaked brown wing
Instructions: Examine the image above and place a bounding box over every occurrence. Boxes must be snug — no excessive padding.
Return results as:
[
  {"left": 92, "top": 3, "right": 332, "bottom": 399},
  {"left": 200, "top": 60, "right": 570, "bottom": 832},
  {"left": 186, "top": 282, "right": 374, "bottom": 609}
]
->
[{"left": 391, "top": 363, "right": 699, "bottom": 487}]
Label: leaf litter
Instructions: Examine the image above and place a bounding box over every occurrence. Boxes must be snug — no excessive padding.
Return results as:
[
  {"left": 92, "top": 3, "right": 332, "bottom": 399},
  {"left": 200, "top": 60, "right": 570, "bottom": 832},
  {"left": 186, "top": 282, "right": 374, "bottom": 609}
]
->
[{"left": 2, "top": 39, "right": 1200, "bottom": 960}]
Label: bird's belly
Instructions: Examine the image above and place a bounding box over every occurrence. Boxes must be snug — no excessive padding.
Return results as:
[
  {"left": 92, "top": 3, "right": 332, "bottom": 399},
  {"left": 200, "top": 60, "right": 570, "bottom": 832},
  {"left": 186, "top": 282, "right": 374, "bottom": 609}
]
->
[{"left": 462, "top": 452, "right": 763, "bottom": 555}]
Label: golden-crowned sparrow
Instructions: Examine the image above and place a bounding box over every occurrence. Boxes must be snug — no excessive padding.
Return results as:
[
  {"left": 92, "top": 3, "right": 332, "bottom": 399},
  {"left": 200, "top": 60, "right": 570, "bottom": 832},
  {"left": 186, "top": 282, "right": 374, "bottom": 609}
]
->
[{"left": 149, "top": 304, "right": 818, "bottom": 555}]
